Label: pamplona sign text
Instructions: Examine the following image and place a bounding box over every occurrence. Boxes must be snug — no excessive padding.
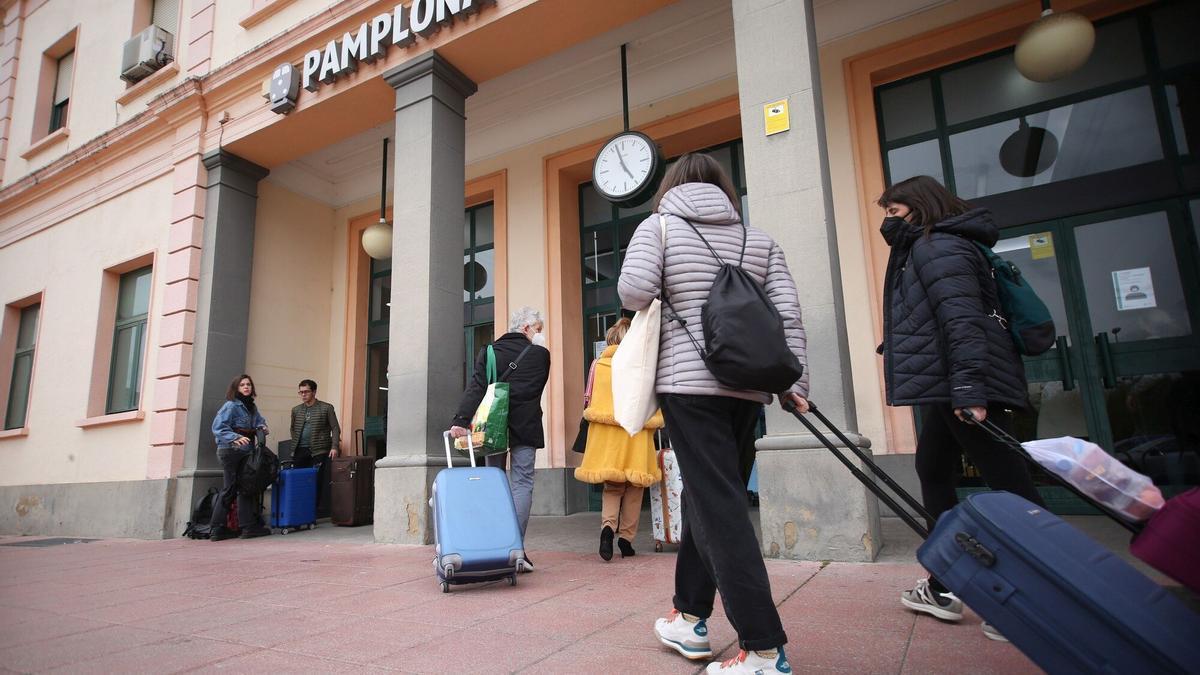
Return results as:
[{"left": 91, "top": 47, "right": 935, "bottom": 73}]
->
[{"left": 268, "top": 0, "right": 493, "bottom": 114}]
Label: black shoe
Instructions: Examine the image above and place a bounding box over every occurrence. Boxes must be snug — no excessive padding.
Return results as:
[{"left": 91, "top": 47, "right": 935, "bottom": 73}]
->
[
  {"left": 618, "top": 538, "right": 636, "bottom": 558},
  {"left": 239, "top": 526, "right": 272, "bottom": 539},
  {"left": 210, "top": 526, "right": 237, "bottom": 541},
  {"left": 599, "top": 526, "right": 614, "bottom": 561}
]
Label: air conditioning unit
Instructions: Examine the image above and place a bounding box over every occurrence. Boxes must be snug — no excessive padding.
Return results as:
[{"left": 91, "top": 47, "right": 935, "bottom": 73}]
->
[{"left": 120, "top": 25, "right": 174, "bottom": 84}]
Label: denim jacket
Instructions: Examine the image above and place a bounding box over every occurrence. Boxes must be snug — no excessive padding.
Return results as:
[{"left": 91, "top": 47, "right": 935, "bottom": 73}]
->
[{"left": 212, "top": 400, "right": 267, "bottom": 449}]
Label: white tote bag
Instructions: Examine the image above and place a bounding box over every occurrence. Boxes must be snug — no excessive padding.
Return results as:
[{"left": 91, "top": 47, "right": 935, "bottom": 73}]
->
[{"left": 612, "top": 216, "right": 667, "bottom": 436}]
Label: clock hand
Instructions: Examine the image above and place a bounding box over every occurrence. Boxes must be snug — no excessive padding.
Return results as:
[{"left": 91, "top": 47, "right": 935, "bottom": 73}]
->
[{"left": 615, "top": 148, "right": 636, "bottom": 181}]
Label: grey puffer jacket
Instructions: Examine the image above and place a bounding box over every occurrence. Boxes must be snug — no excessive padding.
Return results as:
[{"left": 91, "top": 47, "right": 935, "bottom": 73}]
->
[{"left": 617, "top": 183, "right": 809, "bottom": 404}]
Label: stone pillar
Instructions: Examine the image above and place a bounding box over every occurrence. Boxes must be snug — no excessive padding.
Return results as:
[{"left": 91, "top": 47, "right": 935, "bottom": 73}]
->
[
  {"left": 732, "top": 0, "right": 880, "bottom": 561},
  {"left": 173, "top": 149, "right": 268, "bottom": 535},
  {"left": 374, "top": 51, "right": 476, "bottom": 545}
]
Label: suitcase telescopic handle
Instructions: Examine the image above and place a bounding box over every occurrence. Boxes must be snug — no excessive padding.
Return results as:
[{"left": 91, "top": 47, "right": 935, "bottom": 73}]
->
[
  {"left": 962, "top": 411, "right": 1142, "bottom": 535},
  {"left": 783, "top": 399, "right": 931, "bottom": 539},
  {"left": 442, "top": 431, "right": 477, "bottom": 469}
]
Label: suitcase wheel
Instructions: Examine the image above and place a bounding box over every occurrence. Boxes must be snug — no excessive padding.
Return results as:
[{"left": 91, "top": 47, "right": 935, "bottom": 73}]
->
[
  {"left": 280, "top": 528, "right": 290, "bottom": 535},
  {"left": 655, "top": 542, "right": 663, "bottom": 553},
  {"left": 440, "top": 581, "right": 450, "bottom": 593}
]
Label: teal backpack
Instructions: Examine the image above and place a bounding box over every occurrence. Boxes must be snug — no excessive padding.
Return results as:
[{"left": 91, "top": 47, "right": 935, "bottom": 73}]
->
[{"left": 973, "top": 242, "right": 1056, "bottom": 356}]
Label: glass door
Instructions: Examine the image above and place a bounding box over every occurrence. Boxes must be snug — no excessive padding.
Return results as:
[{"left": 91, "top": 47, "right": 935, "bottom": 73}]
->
[{"left": 994, "top": 200, "right": 1200, "bottom": 493}]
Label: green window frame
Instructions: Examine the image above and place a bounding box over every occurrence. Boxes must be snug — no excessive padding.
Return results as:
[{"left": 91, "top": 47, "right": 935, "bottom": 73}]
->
[
  {"left": 106, "top": 266, "right": 152, "bottom": 414},
  {"left": 5, "top": 304, "right": 40, "bottom": 430},
  {"left": 579, "top": 139, "right": 747, "bottom": 371},
  {"left": 464, "top": 202, "right": 496, "bottom": 385},
  {"left": 873, "top": 1, "right": 1198, "bottom": 196}
]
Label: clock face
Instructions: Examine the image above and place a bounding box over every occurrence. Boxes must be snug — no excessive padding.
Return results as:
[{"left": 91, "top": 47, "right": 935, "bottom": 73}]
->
[{"left": 593, "top": 132, "right": 659, "bottom": 202}]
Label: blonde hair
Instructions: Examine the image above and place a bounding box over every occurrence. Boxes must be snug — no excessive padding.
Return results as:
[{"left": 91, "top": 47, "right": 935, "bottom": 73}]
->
[{"left": 605, "top": 317, "right": 632, "bottom": 345}]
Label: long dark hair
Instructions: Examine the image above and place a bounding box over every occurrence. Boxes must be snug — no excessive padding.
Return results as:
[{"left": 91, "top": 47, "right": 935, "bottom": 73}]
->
[
  {"left": 652, "top": 152, "right": 741, "bottom": 216},
  {"left": 877, "top": 175, "right": 972, "bottom": 236},
  {"left": 226, "top": 374, "right": 256, "bottom": 401}
]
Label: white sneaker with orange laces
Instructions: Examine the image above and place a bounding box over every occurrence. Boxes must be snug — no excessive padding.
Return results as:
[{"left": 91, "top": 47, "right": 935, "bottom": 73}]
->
[
  {"left": 705, "top": 648, "right": 792, "bottom": 674},
  {"left": 654, "top": 609, "right": 712, "bottom": 660}
]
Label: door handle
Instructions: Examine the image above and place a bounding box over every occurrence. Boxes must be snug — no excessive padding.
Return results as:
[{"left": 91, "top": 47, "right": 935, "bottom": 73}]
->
[
  {"left": 1054, "top": 336, "right": 1074, "bottom": 391},
  {"left": 1094, "top": 331, "right": 1117, "bottom": 388}
]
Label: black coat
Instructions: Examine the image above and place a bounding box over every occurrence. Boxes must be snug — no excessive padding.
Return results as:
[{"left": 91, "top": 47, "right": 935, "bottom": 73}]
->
[
  {"left": 452, "top": 332, "right": 551, "bottom": 449},
  {"left": 881, "top": 208, "right": 1028, "bottom": 410}
]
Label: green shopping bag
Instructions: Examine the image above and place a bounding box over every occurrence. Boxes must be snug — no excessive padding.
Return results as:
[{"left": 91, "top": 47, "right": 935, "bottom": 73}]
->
[{"left": 455, "top": 345, "right": 511, "bottom": 456}]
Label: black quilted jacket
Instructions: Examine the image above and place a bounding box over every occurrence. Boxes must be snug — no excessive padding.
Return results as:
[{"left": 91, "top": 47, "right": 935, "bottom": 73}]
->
[{"left": 880, "top": 208, "right": 1028, "bottom": 410}]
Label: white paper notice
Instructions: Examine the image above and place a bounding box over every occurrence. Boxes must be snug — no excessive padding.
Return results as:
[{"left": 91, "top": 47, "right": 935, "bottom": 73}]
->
[
  {"left": 1112, "top": 267, "right": 1156, "bottom": 311},
  {"left": 593, "top": 340, "right": 607, "bottom": 359}
]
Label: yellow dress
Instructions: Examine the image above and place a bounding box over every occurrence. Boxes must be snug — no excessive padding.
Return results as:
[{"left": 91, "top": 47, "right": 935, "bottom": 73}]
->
[{"left": 574, "top": 344, "right": 664, "bottom": 487}]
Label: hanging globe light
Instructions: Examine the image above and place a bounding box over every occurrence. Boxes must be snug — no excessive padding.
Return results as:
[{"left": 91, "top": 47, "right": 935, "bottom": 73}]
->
[
  {"left": 1015, "top": 1, "right": 1096, "bottom": 83},
  {"left": 362, "top": 136, "right": 393, "bottom": 260},
  {"left": 361, "top": 218, "right": 393, "bottom": 260}
]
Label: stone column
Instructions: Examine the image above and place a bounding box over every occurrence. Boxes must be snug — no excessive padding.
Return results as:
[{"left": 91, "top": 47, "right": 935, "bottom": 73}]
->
[
  {"left": 732, "top": 0, "right": 881, "bottom": 561},
  {"left": 173, "top": 150, "right": 269, "bottom": 535},
  {"left": 374, "top": 51, "right": 476, "bottom": 545}
]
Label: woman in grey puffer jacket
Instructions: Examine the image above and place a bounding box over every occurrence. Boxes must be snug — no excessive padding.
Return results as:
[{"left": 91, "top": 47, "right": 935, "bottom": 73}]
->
[{"left": 619, "top": 153, "right": 807, "bottom": 674}]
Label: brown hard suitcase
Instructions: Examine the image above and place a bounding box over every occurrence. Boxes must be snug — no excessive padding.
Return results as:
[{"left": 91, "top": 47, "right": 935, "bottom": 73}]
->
[{"left": 331, "top": 455, "right": 375, "bottom": 526}]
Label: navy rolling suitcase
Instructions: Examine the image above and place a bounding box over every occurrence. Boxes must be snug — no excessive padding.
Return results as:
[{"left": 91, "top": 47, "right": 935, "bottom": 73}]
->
[
  {"left": 919, "top": 492, "right": 1200, "bottom": 674},
  {"left": 785, "top": 401, "right": 1200, "bottom": 674},
  {"left": 270, "top": 466, "right": 318, "bottom": 534},
  {"left": 430, "top": 432, "right": 526, "bottom": 592}
]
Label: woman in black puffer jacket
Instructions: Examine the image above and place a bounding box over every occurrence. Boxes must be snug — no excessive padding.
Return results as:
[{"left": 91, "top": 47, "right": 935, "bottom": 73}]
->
[{"left": 878, "top": 176, "right": 1044, "bottom": 638}]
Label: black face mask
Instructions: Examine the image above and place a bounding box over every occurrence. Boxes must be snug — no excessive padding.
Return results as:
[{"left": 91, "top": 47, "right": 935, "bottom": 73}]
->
[{"left": 880, "top": 215, "right": 911, "bottom": 246}]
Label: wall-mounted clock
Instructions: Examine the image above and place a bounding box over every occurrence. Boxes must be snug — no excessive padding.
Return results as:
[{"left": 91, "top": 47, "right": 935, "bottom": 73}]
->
[{"left": 592, "top": 130, "right": 664, "bottom": 207}]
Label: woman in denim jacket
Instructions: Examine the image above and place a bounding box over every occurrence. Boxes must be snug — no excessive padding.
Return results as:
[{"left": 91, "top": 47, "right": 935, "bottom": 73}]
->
[{"left": 209, "top": 374, "right": 271, "bottom": 540}]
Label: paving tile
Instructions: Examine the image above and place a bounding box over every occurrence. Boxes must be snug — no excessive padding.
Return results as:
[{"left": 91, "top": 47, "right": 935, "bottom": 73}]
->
[
  {"left": 900, "top": 614, "right": 1040, "bottom": 675},
  {"left": 248, "top": 582, "right": 364, "bottom": 609},
  {"left": 41, "top": 635, "right": 255, "bottom": 674},
  {"left": 192, "top": 647, "right": 363, "bottom": 673},
  {"left": 125, "top": 600, "right": 267, "bottom": 636},
  {"left": 287, "top": 618, "right": 445, "bottom": 664},
  {"left": 75, "top": 593, "right": 221, "bottom": 625},
  {"left": 194, "top": 609, "right": 329, "bottom": 648},
  {"left": 782, "top": 623, "right": 913, "bottom": 674},
  {"left": 0, "top": 613, "right": 111, "bottom": 650},
  {"left": 519, "top": 640, "right": 699, "bottom": 674},
  {"left": 373, "top": 625, "right": 568, "bottom": 673},
  {"left": 0, "top": 624, "right": 167, "bottom": 672}
]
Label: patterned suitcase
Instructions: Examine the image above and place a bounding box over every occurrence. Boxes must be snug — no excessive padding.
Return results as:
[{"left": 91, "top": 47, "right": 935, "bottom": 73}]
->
[
  {"left": 649, "top": 447, "right": 682, "bottom": 552},
  {"left": 431, "top": 432, "right": 527, "bottom": 592},
  {"left": 919, "top": 492, "right": 1200, "bottom": 674},
  {"left": 270, "top": 466, "right": 318, "bottom": 534}
]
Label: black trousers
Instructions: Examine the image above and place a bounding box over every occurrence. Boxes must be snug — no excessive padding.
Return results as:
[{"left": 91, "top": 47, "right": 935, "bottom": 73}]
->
[
  {"left": 660, "top": 394, "right": 786, "bottom": 652},
  {"left": 915, "top": 404, "right": 1046, "bottom": 527},
  {"left": 292, "top": 448, "right": 329, "bottom": 512},
  {"left": 210, "top": 447, "right": 256, "bottom": 530}
]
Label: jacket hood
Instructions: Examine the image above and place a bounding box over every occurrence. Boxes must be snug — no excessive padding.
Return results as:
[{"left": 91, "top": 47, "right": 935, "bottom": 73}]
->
[
  {"left": 600, "top": 344, "right": 618, "bottom": 359},
  {"left": 883, "top": 208, "right": 997, "bottom": 248},
  {"left": 657, "top": 183, "right": 741, "bottom": 225},
  {"left": 930, "top": 208, "right": 998, "bottom": 246}
]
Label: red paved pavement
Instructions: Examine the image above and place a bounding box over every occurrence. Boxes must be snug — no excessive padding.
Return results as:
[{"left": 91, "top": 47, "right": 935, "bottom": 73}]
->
[{"left": 0, "top": 534, "right": 1038, "bottom": 674}]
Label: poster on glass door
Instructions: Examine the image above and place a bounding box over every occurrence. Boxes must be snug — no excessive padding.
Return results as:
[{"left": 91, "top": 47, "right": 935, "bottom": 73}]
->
[{"left": 1112, "top": 267, "right": 1157, "bottom": 311}]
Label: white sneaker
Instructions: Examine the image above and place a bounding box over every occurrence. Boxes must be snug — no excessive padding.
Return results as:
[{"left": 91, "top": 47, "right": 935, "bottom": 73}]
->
[
  {"left": 900, "top": 578, "right": 964, "bottom": 621},
  {"left": 981, "top": 622, "right": 1009, "bottom": 642},
  {"left": 705, "top": 648, "right": 792, "bottom": 674},
  {"left": 654, "top": 609, "right": 712, "bottom": 660}
]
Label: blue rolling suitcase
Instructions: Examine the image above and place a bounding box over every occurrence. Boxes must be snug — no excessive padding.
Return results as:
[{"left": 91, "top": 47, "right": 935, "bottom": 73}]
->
[
  {"left": 431, "top": 432, "right": 526, "bottom": 592},
  {"left": 270, "top": 466, "right": 318, "bottom": 534},
  {"left": 919, "top": 492, "right": 1200, "bottom": 674},
  {"left": 787, "top": 403, "right": 1200, "bottom": 675}
]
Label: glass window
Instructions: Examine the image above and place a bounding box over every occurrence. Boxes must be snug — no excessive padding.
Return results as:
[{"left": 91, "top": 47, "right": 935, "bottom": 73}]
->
[
  {"left": 1165, "top": 77, "right": 1198, "bottom": 157},
  {"left": 366, "top": 342, "right": 388, "bottom": 418},
  {"left": 581, "top": 184, "right": 612, "bottom": 227},
  {"left": 950, "top": 87, "right": 1162, "bottom": 199},
  {"left": 1074, "top": 211, "right": 1191, "bottom": 342},
  {"left": 1151, "top": 1, "right": 1200, "bottom": 70},
  {"left": 5, "top": 304, "right": 39, "bottom": 430},
  {"left": 473, "top": 204, "right": 494, "bottom": 247},
  {"left": 940, "top": 18, "right": 1145, "bottom": 126},
  {"left": 1190, "top": 199, "right": 1199, "bottom": 261},
  {"left": 886, "top": 139, "right": 944, "bottom": 185},
  {"left": 107, "top": 267, "right": 151, "bottom": 414},
  {"left": 879, "top": 77, "right": 936, "bottom": 141},
  {"left": 49, "top": 51, "right": 72, "bottom": 133},
  {"left": 582, "top": 229, "right": 616, "bottom": 284},
  {"left": 994, "top": 235, "right": 1071, "bottom": 343},
  {"left": 706, "top": 145, "right": 736, "bottom": 184}
]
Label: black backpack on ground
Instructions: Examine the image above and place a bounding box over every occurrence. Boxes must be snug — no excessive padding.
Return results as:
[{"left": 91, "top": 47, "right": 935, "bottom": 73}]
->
[
  {"left": 665, "top": 220, "right": 804, "bottom": 394},
  {"left": 183, "top": 487, "right": 219, "bottom": 539},
  {"left": 237, "top": 439, "right": 280, "bottom": 496}
]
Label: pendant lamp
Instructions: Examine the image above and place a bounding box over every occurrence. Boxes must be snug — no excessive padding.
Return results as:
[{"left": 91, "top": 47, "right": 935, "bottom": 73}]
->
[
  {"left": 1015, "top": 0, "right": 1096, "bottom": 83},
  {"left": 362, "top": 137, "right": 393, "bottom": 260}
]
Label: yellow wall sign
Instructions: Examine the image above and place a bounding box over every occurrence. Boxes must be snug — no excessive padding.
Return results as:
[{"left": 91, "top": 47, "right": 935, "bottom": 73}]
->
[
  {"left": 1029, "top": 232, "right": 1055, "bottom": 260},
  {"left": 764, "top": 99, "right": 790, "bottom": 136}
]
